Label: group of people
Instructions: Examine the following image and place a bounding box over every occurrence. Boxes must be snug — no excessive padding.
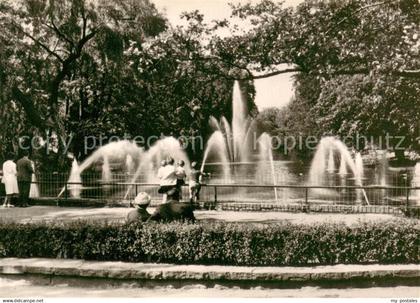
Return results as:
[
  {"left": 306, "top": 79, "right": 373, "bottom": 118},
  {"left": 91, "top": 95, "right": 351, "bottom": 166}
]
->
[
  {"left": 126, "top": 158, "right": 209, "bottom": 224},
  {"left": 157, "top": 157, "right": 209, "bottom": 204},
  {"left": 1, "top": 150, "right": 34, "bottom": 208}
]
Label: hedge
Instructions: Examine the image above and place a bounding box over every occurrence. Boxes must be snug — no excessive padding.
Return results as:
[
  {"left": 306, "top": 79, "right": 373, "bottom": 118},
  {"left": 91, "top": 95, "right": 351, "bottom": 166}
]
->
[{"left": 0, "top": 220, "right": 418, "bottom": 266}]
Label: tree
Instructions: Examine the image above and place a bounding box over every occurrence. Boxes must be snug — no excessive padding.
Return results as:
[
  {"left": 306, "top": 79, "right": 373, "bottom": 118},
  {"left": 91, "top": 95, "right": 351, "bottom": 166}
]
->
[
  {"left": 202, "top": 0, "right": 420, "bottom": 80},
  {"left": 0, "top": 1, "right": 257, "bottom": 168},
  {"left": 204, "top": 0, "right": 419, "bottom": 154},
  {"left": 0, "top": 0, "right": 166, "bottom": 157}
]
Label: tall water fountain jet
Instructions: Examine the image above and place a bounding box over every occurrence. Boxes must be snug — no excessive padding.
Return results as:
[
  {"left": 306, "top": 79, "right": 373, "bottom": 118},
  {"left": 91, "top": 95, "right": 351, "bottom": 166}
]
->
[
  {"left": 29, "top": 161, "right": 40, "bottom": 198},
  {"left": 221, "top": 116, "right": 233, "bottom": 161},
  {"left": 67, "top": 158, "right": 82, "bottom": 198},
  {"left": 379, "top": 151, "right": 388, "bottom": 197},
  {"left": 208, "top": 81, "right": 254, "bottom": 164},
  {"left": 30, "top": 174, "right": 40, "bottom": 198},
  {"left": 354, "top": 152, "right": 364, "bottom": 203},
  {"left": 201, "top": 131, "right": 232, "bottom": 183},
  {"left": 257, "top": 133, "right": 278, "bottom": 201},
  {"left": 232, "top": 81, "right": 248, "bottom": 162}
]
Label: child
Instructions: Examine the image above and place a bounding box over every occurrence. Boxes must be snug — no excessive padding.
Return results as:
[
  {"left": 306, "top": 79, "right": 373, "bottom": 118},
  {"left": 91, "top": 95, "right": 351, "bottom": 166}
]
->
[{"left": 189, "top": 161, "right": 209, "bottom": 203}]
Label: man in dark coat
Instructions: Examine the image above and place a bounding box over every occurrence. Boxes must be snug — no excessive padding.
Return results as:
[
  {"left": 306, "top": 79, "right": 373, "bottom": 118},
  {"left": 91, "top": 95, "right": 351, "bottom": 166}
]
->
[
  {"left": 16, "top": 150, "right": 33, "bottom": 207},
  {"left": 148, "top": 200, "right": 195, "bottom": 223}
]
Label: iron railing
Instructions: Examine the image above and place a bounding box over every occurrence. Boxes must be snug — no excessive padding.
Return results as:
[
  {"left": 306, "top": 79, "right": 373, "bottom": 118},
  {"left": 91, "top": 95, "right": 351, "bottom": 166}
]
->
[{"left": 28, "top": 178, "right": 420, "bottom": 208}]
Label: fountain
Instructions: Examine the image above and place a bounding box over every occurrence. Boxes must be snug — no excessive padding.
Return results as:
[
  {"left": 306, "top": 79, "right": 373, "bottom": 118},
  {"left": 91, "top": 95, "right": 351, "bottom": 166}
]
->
[
  {"left": 354, "top": 152, "right": 364, "bottom": 203},
  {"left": 257, "top": 133, "right": 278, "bottom": 201},
  {"left": 53, "top": 79, "right": 406, "bottom": 206},
  {"left": 412, "top": 162, "right": 420, "bottom": 205},
  {"left": 205, "top": 82, "right": 255, "bottom": 164},
  {"left": 66, "top": 158, "right": 82, "bottom": 198},
  {"left": 101, "top": 156, "right": 112, "bottom": 190},
  {"left": 123, "top": 136, "right": 190, "bottom": 199},
  {"left": 60, "top": 138, "right": 190, "bottom": 200},
  {"left": 29, "top": 162, "right": 40, "bottom": 198},
  {"left": 308, "top": 136, "right": 369, "bottom": 204},
  {"left": 200, "top": 131, "right": 231, "bottom": 183},
  {"left": 77, "top": 140, "right": 143, "bottom": 174},
  {"left": 338, "top": 155, "right": 347, "bottom": 193},
  {"left": 59, "top": 140, "right": 143, "bottom": 198},
  {"left": 125, "top": 154, "right": 135, "bottom": 175},
  {"left": 378, "top": 151, "right": 388, "bottom": 199}
]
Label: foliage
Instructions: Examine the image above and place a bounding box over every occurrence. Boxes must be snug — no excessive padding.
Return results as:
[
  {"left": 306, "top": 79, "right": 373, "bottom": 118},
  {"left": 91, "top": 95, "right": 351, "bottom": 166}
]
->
[
  {"left": 207, "top": 0, "right": 420, "bottom": 153},
  {"left": 0, "top": 0, "right": 168, "bottom": 164},
  {"left": 313, "top": 74, "right": 420, "bottom": 152},
  {"left": 0, "top": 0, "right": 256, "bottom": 168},
  {"left": 0, "top": 220, "right": 418, "bottom": 265},
  {"left": 219, "top": 0, "right": 419, "bottom": 78},
  {"left": 401, "top": 207, "right": 420, "bottom": 219},
  {"left": 1, "top": 0, "right": 419, "bottom": 166}
]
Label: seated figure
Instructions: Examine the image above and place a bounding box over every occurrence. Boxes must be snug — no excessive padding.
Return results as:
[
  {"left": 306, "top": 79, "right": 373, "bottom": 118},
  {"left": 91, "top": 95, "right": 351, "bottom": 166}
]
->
[
  {"left": 126, "top": 192, "right": 151, "bottom": 224},
  {"left": 148, "top": 199, "right": 195, "bottom": 223}
]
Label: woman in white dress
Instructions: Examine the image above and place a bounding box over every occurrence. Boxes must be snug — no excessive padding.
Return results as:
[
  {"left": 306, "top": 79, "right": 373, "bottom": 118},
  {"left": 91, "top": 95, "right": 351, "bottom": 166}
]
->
[{"left": 2, "top": 155, "right": 19, "bottom": 207}]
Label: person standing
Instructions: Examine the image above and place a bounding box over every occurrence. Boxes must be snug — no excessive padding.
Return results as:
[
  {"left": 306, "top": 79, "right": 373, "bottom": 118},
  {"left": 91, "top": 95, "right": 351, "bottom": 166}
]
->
[
  {"left": 1, "top": 154, "right": 19, "bottom": 207},
  {"left": 175, "top": 160, "right": 186, "bottom": 201},
  {"left": 157, "top": 157, "right": 177, "bottom": 203},
  {"left": 188, "top": 161, "right": 209, "bottom": 203},
  {"left": 16, "top": 150, "right": 34, "bottom": 207}
]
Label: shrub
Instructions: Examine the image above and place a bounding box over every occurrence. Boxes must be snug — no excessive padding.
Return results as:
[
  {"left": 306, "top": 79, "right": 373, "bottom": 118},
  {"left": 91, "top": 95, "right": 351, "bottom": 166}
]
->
[
  {"left": 0, "top": 220, "right": 418, "bottom": 266},
  {"left": 401, "top": 207, "right": 420, "bottom": 219}
]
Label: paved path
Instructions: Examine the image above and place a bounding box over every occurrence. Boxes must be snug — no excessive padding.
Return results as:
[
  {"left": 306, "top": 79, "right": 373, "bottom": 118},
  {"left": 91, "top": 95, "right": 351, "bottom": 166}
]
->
[
  {"left": 1, "top": 277, "right": 418, "bottom": 298},
  {"left": 0, "top": 258, "right": 418, "bottom": 282},
  {"left": 0, "top": 258, "right": 418, "bottom": 298},
  {"left": 0, "top": 206, "right": 406, "bottom": 225}
]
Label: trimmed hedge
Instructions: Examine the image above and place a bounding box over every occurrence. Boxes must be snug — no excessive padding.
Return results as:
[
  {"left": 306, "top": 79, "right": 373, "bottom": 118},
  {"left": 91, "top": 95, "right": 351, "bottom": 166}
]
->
[{"left": 0, "top": 220, "right": 418, "bottom": 266}]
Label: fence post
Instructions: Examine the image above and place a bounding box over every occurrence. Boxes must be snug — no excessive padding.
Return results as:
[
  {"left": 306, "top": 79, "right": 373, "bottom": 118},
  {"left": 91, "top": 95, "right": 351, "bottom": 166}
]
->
[
  {"left": 64, "top": 182, "right": 68, "bottom": 205},
  {"left": 135, "top": 184, "right": 138, "bottom": 197},
  {"left": 406, "top": 186, "right": 410, "bottom": 210},
  {"left": 305, "top": 187, "right": 309, "bottom": 206},
  {"left": 214, "top": 186, "right": 218, "bottom": 204}
]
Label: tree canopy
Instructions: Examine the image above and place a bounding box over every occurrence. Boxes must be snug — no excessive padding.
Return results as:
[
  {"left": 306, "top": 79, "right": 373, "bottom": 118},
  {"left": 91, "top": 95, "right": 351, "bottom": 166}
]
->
[
  {"left": 229, "top": 0, "right": 419, "bottom": 155},
  {"left": 0, "top": 0, "right": 256, "bottom": 169},
  {"left": 0, "top": 0, "right": 419, "bottom": 169}
]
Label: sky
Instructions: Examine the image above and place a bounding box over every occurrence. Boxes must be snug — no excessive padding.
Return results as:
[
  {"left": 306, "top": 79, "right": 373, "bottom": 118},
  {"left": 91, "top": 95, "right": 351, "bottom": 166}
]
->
[{"left": 152, "top": 0, "right": 303, "bottom": 110}]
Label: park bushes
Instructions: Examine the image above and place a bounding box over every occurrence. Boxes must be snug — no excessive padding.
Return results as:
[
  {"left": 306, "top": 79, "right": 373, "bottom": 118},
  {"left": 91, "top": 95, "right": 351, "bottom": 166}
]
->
[{"left": 0, "top": 220, "right": 418, "bottom": 266}]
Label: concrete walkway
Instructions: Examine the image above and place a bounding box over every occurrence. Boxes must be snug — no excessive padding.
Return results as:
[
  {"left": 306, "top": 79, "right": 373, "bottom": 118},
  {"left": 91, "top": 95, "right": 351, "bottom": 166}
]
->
[
  {"left": 0, "top": 205, "right": 405, "bottom": 225},
  {"left": 0, "top": 258, "right": 418, "bottom": 282}
]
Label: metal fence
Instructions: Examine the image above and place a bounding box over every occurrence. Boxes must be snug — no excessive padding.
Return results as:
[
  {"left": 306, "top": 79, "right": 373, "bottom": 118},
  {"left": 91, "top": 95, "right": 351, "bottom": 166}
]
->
[{"left": 28, "top": 173, "right": 420, "bottom": 207}]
